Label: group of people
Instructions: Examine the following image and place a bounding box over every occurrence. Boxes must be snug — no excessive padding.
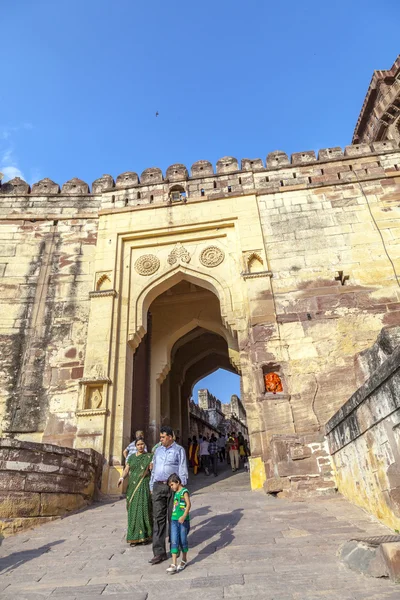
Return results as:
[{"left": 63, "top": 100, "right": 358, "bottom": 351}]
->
[
  {"left": 119, "top": 426, "right": 249, "bottom": 574},
  {"left": 188, "top": 431, "right": 249, "bottom": 476},
  {"left": 118, "top": 426, "right": 190, "bottom": 574}
]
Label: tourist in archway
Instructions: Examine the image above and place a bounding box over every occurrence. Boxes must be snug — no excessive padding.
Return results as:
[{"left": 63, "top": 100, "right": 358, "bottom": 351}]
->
[
  {"left": 200, "top": 436, "right": 210, "bottom": 475},
  {"left": 217, "top": 433, "right": 226, "bottom": 463},
  {"left": 148, "top": 426, "right": 188, "bottom": 565},
  {"left": 228, "top": 432, "right": 240, "bottom": 472},
  {"left": 188, "top": 436, "right": 199, "bottom": 475},
  {"left": 208, "top": 435, "right": 218, "bottom": 477},
  {"left": 118, "top": 439, "right": 153, "bottom": 546}
]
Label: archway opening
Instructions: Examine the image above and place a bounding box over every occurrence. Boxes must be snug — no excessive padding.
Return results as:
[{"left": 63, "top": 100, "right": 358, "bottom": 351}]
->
[{"left": 130, "top": 278, "right": 244, "bottom": 449}]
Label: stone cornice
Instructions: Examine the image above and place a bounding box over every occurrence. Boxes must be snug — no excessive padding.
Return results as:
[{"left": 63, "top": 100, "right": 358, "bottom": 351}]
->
[
  {"left": 79, "top": 377, "right": 112, "bottom": 385},
  {"left": 89, "top": 290, "right": 117, "bottom": 299},
  {"left": 76, "top": 408, "right": 109, "bottom": 417},
  {"left": 242, "top": 270, "right": 273, "bottom": 280}
]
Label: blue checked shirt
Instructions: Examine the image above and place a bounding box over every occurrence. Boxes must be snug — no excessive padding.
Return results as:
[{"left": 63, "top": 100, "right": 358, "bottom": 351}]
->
[{"left": 150, "top": 442, "right": 188, "bottom": 491}]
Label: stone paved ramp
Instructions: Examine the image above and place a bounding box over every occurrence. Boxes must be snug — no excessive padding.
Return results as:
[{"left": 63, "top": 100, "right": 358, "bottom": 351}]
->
[{"left": 0, "top": 467, "right": 399, "bottom": 599}]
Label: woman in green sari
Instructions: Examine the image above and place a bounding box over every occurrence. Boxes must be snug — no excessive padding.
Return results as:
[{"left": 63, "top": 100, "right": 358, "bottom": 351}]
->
[{"left": 118, "top": 439, "right": 153, "bottom": 546}]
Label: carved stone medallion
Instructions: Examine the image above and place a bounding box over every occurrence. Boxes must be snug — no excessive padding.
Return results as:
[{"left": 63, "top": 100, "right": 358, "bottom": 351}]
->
[
  {"left": 168, "top": 243, "right": 191, "bottom": 265},
  {"left": 200, "top": 245, "right": 225, "bottom": 267},
  {"left": 134, "top": 254, "right": 160, "bottom": 276}
]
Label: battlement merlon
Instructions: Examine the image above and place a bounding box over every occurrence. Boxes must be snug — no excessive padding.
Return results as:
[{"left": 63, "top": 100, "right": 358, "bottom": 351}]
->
[{"left": 0, "top": 141, "right": 399, "bottom": 217}]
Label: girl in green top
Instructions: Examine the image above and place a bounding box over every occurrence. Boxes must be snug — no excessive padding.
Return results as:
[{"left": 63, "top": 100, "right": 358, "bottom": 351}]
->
[{"left": 166, "top": 473, "right": 191, "bottom": 574}]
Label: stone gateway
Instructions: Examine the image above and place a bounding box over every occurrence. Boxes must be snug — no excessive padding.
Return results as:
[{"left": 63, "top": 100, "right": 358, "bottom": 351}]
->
[{"left": 1, "top": 56, "right": 400, "bottom": 498}]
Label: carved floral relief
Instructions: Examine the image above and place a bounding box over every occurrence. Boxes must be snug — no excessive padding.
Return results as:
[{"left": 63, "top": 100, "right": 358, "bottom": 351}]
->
[
  {"left": 134, "top": 254, "right": 160, "bottom": 276},
  {"left": 200, "top": 245, "right": 225, "bottom": 267}
]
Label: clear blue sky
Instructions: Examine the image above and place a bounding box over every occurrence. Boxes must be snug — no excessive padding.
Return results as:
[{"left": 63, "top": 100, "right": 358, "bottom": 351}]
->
[{"left": 1, "top": 1, "right": 397, "bottom": 400}]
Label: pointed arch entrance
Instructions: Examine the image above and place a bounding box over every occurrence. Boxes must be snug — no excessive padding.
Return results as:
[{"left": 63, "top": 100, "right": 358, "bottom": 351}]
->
[{"left": 130, "top": 277, "right": 240, "bottom": 447}]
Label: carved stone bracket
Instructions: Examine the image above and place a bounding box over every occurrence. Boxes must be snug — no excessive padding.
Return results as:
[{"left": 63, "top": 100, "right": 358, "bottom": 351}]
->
[
  {"left": 89, "top": 289, "right": 118, "bottom": 298},
  {"left": 242, "top": 270, "right": 273, "bottom": 279}
]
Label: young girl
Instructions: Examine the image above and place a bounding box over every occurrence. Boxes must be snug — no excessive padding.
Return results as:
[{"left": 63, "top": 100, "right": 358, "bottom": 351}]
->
[{"left": 166, "top": 473, "right": 191, "bottom": 574}]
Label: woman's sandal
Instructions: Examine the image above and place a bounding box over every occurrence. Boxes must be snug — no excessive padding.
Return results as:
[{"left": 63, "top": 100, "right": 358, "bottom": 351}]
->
[
  {"left": 166, "top": 564, "right": 177, "bottom": 574},
  {"left": 177, "top": 561, "right": 187, "bottom": 572}
]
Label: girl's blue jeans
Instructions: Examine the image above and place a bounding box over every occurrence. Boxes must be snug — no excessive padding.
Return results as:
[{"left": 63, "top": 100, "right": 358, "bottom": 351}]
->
[{"left": 170, "top": 519, "right": 190, "bottom": 554}]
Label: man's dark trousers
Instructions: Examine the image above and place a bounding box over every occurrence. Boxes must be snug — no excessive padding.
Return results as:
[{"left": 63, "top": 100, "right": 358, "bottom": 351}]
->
[
  {"left": 210, "top": 452, "right": 218, "bottom": 475},
  {"left": 152, "top": 481, "right": 173, "bottom": 557}
]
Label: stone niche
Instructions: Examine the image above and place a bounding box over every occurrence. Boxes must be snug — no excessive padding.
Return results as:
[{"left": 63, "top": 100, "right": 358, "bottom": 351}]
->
[{"left": 0, "top": 438, "right": 102, "bottom": 536}]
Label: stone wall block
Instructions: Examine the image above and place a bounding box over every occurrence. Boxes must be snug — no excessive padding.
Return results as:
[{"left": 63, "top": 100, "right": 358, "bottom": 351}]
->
[
  {"left": 24, "top": 472, "right": 87, "bottom": 494},
  {"left": 0, "top": 177, "right": 30, "bottom": 195},
  {"left": 0, "top": 472, "right": 26, "bottom": 491},
  {"left": 31, "top": 178, "right": 60, "bottom": 195},
  {"left": 0, "top": 491, "right": 41, "bottom": 518},
  {"left": 190, "top": 160, "right": 214, "bottom": 176},
  {"left": 92, "top": 174, "right": 114, "bottom": 193},
  {"left": 140, "top": 167, "right": 163, "bottom": 184},
  {"left": 266, "top": 151, "right": 289, "bottom": 167},
  {"left": 61, "top": 178, "right": 89, "bottom": 195},
  {"left": 166, "top": 163, "right": 188, "bottom": 182},
  {"left": 318, "top": 147, "right": 344, "bottom": 160},
  {"left": 40, "top": 492, "right": 88, "bottom": 516},
  {"left": 216, "top": 156, "right": 239, "bottom": 174},
  {"left": 291, "top": 151, "right": 317, "bottom": 164},
  {"left": 241, "top": 158, "right": 264, "bottom": 171},
  {"left": 344, "top": 144, "right": 372, "bottom": 156},
  {"left": 115, "top": 172, "right": 139, "bottom": 188},
  {"left": 372, "top": 141, "right": 398, "bottom": 152}
]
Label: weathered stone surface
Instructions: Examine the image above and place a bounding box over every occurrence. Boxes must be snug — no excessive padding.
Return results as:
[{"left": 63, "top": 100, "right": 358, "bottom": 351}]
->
[
  {"left": 340, "top": 540, "right": 389, "bottom": 578},
  {"left": 327, "top": 326, "right": 400, "bottom": 529},
  {"left": 0, "top": 491, "right": 41, "bottom": 518},
  {"left": 0, "top": 440, "right": 102, "bottom": 535},
  {"left": 380, "top": 542, "right": 400, "bottom": 583}
]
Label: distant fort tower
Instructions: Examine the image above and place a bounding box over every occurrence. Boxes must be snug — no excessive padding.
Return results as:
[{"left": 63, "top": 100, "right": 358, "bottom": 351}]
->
[{"left": 1, "top": 56, "right": 400, "bottom": 496}]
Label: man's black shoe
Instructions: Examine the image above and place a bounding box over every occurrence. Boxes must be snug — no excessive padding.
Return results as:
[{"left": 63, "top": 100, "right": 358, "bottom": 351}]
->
[{"left": 148, "top": 554, "right": 168, "bottom": 565}]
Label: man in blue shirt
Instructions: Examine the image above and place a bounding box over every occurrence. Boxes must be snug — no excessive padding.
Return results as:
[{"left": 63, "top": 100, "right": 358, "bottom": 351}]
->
[{"left": 148, "top": 425, "right": 188, "bottom": 565}]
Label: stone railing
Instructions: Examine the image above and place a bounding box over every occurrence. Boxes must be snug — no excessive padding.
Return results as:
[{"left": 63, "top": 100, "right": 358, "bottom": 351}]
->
[
  {"left": 326, "top": 326, "right": 400, "bottom": 529},
  {"left": 0, "top": 439, "right": 102, "bottom": 536}
]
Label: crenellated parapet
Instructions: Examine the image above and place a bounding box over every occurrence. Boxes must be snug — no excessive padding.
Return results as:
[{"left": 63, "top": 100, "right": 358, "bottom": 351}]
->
[{"left": 0, "top": 141, "right": 399, "bottom": 217}]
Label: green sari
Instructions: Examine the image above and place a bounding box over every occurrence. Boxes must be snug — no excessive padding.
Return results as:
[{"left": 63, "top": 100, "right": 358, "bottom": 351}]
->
[{"left": 126, "top": 452, "right": 153, "bottom": 544}]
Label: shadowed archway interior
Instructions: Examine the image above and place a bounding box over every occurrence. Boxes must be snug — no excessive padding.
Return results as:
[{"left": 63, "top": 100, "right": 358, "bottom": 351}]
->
[{"left": 130, "top": 279, "right": 239, "bottom": 445}]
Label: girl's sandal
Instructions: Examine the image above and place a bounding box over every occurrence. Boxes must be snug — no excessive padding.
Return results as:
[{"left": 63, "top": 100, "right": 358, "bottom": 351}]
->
[
  {"left": 166, "top": 564, "right": 177, "bottom": 574},
  {"left": 177, "top": 561, "right": 187, "bottom": 572}
]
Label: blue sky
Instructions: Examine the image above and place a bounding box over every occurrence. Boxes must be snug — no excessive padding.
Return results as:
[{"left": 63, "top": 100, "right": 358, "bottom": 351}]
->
[{"left": 1, "top": 1, "right": 397, "bottom": 401}]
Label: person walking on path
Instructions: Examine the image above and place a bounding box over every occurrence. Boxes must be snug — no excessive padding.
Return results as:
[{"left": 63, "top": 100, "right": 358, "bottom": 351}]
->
[
  {"left": 118, "top": 439, "right": 153, "bottom": 546},
  {"left": 199, "top": 435, "right": 210, "bottom": 475},
  {"left": 217, "top": 433, "right": 226, "bottom": 463},
  {"left": 149, "top": 426, "right": 188, "bottom": 565},
  {"left": 166, "top": 474, "right": 191, "bottom": 574},
  {"left": 228, "top": 432, "right": 240, "bottom": 472},
  {"left": 123, "top": 430, "right": 147, "bottom": 459},
  {"left": 188, "top": 435, "right": 199, "bottom": 475},
  {"left": 208, "top": 435, "right": 218, "bottom": 477}
]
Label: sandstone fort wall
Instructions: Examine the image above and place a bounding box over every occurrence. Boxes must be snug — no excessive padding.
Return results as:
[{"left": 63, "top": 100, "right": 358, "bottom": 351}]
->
[{"left": 1, "top": 140, "right": 400, "bottom": 495}]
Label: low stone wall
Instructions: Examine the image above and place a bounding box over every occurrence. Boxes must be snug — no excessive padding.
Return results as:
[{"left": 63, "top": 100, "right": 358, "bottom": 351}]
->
[
  {"left": 263, "top": 432, "right": 335, "bottom": 497},
  {"left": 326, "top": 326, "right": 400, "bottom": 529},
  {"left": 0, "top": 439, "right": 102, "bottom": 536}
]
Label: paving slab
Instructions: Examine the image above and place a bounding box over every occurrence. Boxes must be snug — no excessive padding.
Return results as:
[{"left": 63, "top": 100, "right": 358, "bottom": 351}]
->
[{"left": 1, "top": 464, "right": 399, "bottom": 599}]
